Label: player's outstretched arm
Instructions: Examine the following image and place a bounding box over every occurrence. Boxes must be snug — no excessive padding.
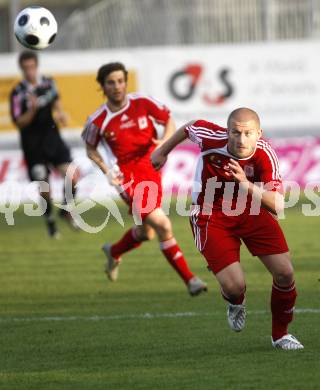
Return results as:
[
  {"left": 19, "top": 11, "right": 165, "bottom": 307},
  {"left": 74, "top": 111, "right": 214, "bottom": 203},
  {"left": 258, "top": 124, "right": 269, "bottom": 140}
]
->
[
  {"left": 162, "top": 117, "right": 176, "bottom": 142},
  {"left": 85, "top": 143, "right": 109, "bottom": 175},
  {"left": 152, "top": 117, "right": 176, "bottom": 148},
  {"left": 151, "top": 125, "right": 189, "bottom": 171},
  {"left": 53, "top": 99, "right": 68, "bottom": 127},
  {"left": 15, "top": 94, "right": 38, "bottom": 128},
  {"left": 85, "top": 143, "right": 123, "bottom": 187}
]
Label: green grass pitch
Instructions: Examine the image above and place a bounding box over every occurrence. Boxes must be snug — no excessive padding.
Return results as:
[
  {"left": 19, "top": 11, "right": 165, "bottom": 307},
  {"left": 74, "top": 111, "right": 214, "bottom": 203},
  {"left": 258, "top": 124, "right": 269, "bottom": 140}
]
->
[{"left": 0, "top": 202, "right": 319, "bottom": 389}]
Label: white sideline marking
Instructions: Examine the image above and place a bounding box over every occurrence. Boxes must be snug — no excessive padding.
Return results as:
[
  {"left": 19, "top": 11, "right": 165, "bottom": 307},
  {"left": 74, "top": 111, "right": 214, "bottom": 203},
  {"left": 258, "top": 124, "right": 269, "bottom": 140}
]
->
[{"left": 0, "top": 308, "right": 319, "bottom": 323}]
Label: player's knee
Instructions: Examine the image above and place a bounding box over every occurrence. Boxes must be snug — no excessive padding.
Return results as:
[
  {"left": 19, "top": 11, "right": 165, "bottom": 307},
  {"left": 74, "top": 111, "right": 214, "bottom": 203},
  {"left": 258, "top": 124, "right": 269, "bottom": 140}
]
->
[
  {"left": 222, "top": 281, "right": 246, "bottom": 300},
  {"left": 140, "top": 229, "right": 155, "bottom": 241},
  {"left": 31, "top": 164, "right": 47, "bottom": 181},
  {"left": 146, "top": 229, "right": 156, "bottom": 240},
  {"left": 274, "top": 264, "right": 294, "bottom": 286},
  {"left": 155, "top": 219, "right": 172, "bottom": 240},
  {"left": 135, "top": 226, "right": 155, "bottom": 242}
]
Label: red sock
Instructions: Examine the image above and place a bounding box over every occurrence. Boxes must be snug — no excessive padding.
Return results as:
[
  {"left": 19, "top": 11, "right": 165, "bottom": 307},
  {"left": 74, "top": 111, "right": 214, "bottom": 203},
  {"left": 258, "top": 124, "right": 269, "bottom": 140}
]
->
[
  {"left": 221, "top": 288, "right": 245, "bottom": 305},
  {"left": 271, "top": 280, "right": 297, "bottom": 341},
  {"left": 160, "top": 238, "right": 194, "bottom": 284},
  {"left": 110, "top": 228, "right": 142, "bottom": 259}
]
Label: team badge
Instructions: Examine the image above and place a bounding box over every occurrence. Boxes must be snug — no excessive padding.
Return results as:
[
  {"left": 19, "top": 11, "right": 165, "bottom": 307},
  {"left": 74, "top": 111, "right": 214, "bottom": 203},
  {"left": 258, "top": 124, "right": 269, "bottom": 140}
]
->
[
  {"left": 244, "top": 164, "right": 254, "bottom": 177},
  {"left": 104, "top": 130, "right": 116, "bottom": 141},
  {"left": 210, "top": 155, "right": 222, "bottom": 166},
  {"left": 138, "top": 116, "right": 148, "bottom": 129}
]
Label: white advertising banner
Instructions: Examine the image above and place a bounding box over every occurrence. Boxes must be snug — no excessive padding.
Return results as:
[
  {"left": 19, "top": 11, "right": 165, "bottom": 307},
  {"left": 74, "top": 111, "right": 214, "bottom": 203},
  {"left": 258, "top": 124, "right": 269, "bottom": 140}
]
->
[
  {"left": 0, "top": 41, "right": 320, "bottom": 135},
  {"left": 136, "top": 42, "right": 320, "bottom": 134}
]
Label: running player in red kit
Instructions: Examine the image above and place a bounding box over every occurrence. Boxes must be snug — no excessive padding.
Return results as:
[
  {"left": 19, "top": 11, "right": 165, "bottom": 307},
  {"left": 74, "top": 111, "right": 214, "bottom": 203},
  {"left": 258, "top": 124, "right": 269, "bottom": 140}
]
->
[
  {"left": 151, "top": 108, "right": 303, "bottom": 350},
  {"left": 82, "top": 62, "right": 207, "bottom": 296}
]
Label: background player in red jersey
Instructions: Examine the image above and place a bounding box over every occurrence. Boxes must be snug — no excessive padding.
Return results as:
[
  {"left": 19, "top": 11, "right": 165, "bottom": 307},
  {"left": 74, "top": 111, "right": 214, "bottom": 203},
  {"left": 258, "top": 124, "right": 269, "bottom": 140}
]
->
[
  {"left": 82, "top": 62, "right": 207, "bottom": 296},
  {"left": 151, "top": 107, "right": 304, "bottom": 350}
]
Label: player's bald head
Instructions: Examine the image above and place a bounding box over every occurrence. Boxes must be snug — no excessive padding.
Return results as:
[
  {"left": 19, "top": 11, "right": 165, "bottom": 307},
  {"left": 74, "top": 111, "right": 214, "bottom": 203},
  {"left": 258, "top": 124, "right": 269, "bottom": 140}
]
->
[
  {"left": 227, "top": 107, "right": 260, "bottom": 129},
  {"left": 227, "top": 107, "right": 262, "bottom": 158}
]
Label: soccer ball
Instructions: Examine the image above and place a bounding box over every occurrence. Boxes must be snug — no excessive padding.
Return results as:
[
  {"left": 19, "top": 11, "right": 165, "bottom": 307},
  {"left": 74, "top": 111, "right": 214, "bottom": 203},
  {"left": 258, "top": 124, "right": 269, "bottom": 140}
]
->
[{"left": 14, "top": 6, "right": 58, "bottom": 50}]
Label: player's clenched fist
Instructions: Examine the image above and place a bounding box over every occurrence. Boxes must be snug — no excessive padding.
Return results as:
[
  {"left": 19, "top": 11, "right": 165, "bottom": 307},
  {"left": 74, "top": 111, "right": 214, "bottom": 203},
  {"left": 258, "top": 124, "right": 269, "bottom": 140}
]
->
[
  {"left": 151, "top": 148, "right": 167, "bottom": 171},
  {"left": 227, "top": 158, "right": 248, "bottom": 183},
  {"left": 106, "top": 165, "right": 124, "bottom": 186}
]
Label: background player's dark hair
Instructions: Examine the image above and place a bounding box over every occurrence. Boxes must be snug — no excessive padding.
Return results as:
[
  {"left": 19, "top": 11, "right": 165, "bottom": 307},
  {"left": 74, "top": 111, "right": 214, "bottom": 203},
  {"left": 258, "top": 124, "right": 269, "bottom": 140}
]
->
[
  {"left": 96, "top": 62, "right": 128, "bottom": 86},
  {"left": 18, "top": 50, "right": 38, "bottom": 67}
]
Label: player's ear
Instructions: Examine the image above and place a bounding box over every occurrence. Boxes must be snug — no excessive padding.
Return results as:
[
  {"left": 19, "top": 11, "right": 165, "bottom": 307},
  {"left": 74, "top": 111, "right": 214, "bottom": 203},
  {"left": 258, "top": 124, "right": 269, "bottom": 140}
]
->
[{"left": 257, "top": 128, "right": 262, "bottom": 139}]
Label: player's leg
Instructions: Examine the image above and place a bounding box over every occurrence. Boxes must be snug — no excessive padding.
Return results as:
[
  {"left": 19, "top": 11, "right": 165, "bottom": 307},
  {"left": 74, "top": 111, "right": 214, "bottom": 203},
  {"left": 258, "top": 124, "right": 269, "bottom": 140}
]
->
[
  {"left": 144, "top": 208, "right": 207, "bottom": 296},
  {"left": 49, "top": 133, "right": 78, "bottom": 229},
  {"left": 216, "top": 262, "right": 246, "bottom": 304},
  {"left": 190, "top": 210, "right": 246, "bottom": 329},
  {"left": 243, "top": 209, "right": 303, "bottom": 349},
  {"left": 259, "top": 252, "right": 303, "bottom": 349},
  {"left": 102, "top": 224, "right": 155, "bottom": 281},
  {"left": 29, "top": 163, "right": 59, "bottom": 239},
  {"left": 56, "top": 162, "right": 79, "bottom": 229},
  {"left": 101, "top": 171, "right": 155, "bottom": 281},
  {"left": 215, "top": 262, "right": 247, "bottom": 332}
]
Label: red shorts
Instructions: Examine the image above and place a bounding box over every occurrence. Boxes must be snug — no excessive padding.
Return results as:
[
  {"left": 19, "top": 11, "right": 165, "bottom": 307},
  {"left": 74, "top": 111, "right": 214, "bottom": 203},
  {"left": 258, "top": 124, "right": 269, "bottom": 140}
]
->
[
  {"left": 119, "top": 160, "right": 162, "bottom": 221},
  {"left": 190, "top": 206, "right": 289, "bottom": 274}
]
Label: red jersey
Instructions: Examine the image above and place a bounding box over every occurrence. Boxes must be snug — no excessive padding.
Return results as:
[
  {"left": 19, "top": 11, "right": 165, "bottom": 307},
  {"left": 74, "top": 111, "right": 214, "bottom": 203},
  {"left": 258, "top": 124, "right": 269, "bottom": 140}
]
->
[
  {"left": 82, "top": 93, "right": 170, "bottom": 166},
  {"left": 185, "top": 120, "right": 282, "bottom": 211}
]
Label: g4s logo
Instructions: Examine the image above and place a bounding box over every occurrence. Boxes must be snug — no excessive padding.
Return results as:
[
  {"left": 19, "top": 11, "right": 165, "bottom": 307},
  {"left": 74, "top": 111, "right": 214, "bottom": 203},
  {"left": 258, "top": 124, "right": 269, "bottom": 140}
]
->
[{"left": 168, "top": 64, "right": 234, "bottom": 105}]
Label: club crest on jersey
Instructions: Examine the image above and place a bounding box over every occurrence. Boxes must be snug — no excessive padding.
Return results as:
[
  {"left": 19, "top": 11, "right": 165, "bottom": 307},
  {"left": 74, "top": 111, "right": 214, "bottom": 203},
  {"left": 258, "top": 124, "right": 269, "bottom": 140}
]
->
[
  {"left": 210, "top": 155, "right": 228, "bottom": 169},
  {"left": 244, "top": 164, "right": 254, "bottom": 177},
  {"left": 104, "top": 130, "right": 116, "bottom": 141},
  {"left": 138, "top": 116, "right": 148, "bottom": 130}
]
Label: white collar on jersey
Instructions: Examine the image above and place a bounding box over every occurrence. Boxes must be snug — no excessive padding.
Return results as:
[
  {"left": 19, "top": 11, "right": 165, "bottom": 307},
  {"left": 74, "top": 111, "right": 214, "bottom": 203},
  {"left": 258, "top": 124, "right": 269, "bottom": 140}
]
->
[
  {"left": 201, "top": 143, "right": 257, "bottom": 161},
  {"left": 100, "top": 97, "right": 131, "bottom": 134},
  {"left": 22, "top": 75, "right": 43, "bottom": 92}
]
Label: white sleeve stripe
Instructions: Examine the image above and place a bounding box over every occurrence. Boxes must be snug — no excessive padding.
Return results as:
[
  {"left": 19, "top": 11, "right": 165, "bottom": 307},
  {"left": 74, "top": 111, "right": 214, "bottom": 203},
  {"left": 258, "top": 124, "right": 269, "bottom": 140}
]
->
[
  {"left": 88, "top": 105, "right": 106, "bottom": 122},
  {"left": 257, "top": 140, "right": 281, "bottom": 179},
  {"left": 191, "top": 129, "right": 227, "bottom": 138},
  {"left": 189, "top": 126, "right": 228, "bottom": 139},
  {"left": 193, "top": 133, "right": 228, "bottom": 140},
  {"left": 186, "top": 126, "right": 203, "bottom": 146},
  {"left": 258, "top": 146, "right": 276, "bottom": 180},
  {"left": 191, "top": 125, "right": 226, "bottom": 133},
  {"left": 190, "top": 125, "right": 225, "bottom": 136},
  {"left": 82, "top": 124, "right": 100, "bottom": 145},
  {"left": 264, "top": 147, "right": 280, "bottom": 181},
  {"left": 195, "top": 132, "right": 228, "bottom": 139},
  {"left": 257, "top": 143, "right": 281, "bottom": 180},
  {"left": 145, "top": 95, "right": 166, "bottom": 109}
]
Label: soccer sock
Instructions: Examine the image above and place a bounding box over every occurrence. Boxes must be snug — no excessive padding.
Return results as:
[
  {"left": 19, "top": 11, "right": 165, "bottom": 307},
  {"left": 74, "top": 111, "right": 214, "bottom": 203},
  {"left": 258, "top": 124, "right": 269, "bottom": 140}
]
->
[
  {"left": 44, "top": 198, "right": 54, "bottom": 221},
  {"left": 221, "top": 288, "right": 246, "bottom": 305},
  {"left": 271, "top": 280, "right": 297, "bottom": 341},
  {"left": 110, "top": 228, "right": 142, "bottom": 259},
  {"left": 62, "top": 181, "right": 77, "bottom": 207},
  {"left": 160, "top": 238, "right": 194, "bottom": 284}
]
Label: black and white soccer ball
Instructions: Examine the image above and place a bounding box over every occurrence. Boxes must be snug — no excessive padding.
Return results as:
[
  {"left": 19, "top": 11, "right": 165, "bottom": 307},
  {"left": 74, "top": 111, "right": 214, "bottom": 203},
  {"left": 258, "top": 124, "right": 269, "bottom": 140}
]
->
[{"left": 14, "top": 6, "right": 58, "bottom": 50}]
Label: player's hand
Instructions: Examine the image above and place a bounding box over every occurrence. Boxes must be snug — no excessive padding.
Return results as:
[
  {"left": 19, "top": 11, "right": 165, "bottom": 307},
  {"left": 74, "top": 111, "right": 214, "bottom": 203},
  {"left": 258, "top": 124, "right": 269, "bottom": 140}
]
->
[
  {"left": 28, "top": 93, "right": 38, "bottom": 112},
  {"left": 227, "top": 159, "right": 248, "bottom": 182},
  {"left": 151, "top": 148, "right": 167, "bottom": 171},
  {"left": 106, "top": 165, "right": 124, "bottom": 187},
  {"left": 56, "top": 111, "right": 68, "bottom": 127},
  {"left": 152, "top": 137, "right": 165, "bottom": 149}
]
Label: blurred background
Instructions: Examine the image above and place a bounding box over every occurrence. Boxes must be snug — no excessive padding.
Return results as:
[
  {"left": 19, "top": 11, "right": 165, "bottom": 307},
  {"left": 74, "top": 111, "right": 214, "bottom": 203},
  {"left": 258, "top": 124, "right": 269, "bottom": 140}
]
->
[
  {"left": 2, "top": 0, "right": 320, "bottom": 52},
  {"left": 1, "top": 0, "right": 320, "bottom": 202}
]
